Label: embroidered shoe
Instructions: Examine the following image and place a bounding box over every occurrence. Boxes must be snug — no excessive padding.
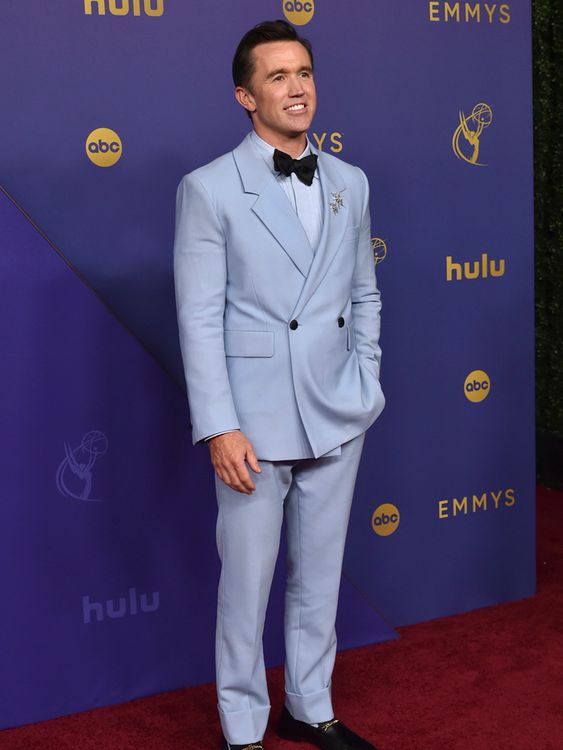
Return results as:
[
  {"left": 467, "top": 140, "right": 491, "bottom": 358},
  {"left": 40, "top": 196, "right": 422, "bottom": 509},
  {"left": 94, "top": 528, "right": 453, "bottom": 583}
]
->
[
  {"left": 221, "top": 737, "right": 264, "bottom": 750},
  {"left": 277, "top": 705, "right": 379, "bottom": 749}
]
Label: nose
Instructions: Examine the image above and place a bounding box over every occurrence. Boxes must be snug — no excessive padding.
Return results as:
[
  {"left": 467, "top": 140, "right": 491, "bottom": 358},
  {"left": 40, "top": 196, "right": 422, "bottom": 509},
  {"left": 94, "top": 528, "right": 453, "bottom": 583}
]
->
[{"left": 287, "top": 75, "right": 305, "bottom": 97}]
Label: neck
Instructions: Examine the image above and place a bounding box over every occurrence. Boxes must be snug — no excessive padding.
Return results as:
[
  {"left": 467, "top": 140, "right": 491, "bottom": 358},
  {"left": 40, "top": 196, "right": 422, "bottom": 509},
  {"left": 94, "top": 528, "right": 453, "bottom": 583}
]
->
[{"left": 252, "top": 127, "right": 307, "bottom": 159}]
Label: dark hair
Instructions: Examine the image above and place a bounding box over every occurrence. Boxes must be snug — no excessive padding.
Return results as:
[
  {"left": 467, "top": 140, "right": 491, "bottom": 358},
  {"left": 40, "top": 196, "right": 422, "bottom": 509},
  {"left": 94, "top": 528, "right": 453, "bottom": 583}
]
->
[{"left": 232, "top": 19, "right": 314, "bottom": 91}]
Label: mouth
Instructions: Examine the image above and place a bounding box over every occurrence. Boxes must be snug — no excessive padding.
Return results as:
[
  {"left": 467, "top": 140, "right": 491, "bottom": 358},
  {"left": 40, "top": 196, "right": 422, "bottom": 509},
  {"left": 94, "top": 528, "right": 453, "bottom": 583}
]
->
[{"left": 284, "top": 103, "right": 307, "bottom": 112}]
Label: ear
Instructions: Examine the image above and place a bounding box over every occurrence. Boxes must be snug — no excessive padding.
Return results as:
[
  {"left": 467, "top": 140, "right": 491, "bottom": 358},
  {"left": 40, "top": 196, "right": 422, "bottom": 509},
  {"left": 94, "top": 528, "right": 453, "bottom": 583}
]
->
[{"left": 235, "top": 86, "right": 256, "bottom": 115}]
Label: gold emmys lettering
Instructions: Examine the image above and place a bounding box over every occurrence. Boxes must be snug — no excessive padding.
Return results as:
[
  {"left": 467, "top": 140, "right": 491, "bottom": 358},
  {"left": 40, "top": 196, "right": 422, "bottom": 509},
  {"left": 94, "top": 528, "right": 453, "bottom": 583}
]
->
[
  {"left": 428, "top": 2, "right": 511, "bottom": 23},
  {"left": 312, "top": 131, "right": 343, "bottom": 153},
  {"left": 452, "top": 102, "right": 493, "bottom": 166},
  {"left": 438, "top": 488, "right": 516, "bottom": 519}
]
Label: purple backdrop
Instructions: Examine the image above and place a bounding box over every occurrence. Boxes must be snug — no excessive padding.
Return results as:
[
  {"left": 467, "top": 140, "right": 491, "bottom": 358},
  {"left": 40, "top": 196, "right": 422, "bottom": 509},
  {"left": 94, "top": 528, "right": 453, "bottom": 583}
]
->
[{"left": 0, "top": 0, "right": 534, "bottom": 729}]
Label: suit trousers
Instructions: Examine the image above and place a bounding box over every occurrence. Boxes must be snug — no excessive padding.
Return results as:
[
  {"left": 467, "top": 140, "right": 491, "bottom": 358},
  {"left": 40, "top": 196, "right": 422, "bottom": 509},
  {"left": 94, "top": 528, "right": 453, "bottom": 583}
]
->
[{"left": 214, "top": 432, "right": 366, "bottom": 745}]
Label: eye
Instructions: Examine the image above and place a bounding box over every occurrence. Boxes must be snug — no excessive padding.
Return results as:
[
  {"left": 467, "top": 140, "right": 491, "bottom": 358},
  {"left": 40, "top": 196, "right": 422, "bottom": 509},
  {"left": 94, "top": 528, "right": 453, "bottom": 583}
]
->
[
  {"left": 299, "top": 71, "right": 311, "bottom": 78},
  {"left": 273, "top": 74, "right": 285, "bottom": 82}
]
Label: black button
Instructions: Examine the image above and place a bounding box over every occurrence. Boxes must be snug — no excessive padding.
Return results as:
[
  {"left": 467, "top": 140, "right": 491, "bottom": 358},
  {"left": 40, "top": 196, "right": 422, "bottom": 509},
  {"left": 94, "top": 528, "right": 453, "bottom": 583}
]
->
[
  {"left": 289, "top": 319, "right": 299, "bottom": 330},
  {"left": 337, "top": 316, "right": 345, "bottom": 328}
]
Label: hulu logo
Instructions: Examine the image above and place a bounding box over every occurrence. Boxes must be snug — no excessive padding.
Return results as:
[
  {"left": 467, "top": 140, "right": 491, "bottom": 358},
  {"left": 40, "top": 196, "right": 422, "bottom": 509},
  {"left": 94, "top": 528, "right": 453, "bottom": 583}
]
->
[
  {"left": 446, "top": 253, "right": 505, "bottom": 281},
  {"left": 82, "top": 587, "right": 159, "bottom": 623}
]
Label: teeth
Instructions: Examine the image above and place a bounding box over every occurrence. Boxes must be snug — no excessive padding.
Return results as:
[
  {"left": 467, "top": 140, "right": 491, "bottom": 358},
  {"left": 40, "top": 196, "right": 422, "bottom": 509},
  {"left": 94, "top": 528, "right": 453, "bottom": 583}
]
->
[{"left": 287, "top": 104, "right": 305, "bottom": 111}]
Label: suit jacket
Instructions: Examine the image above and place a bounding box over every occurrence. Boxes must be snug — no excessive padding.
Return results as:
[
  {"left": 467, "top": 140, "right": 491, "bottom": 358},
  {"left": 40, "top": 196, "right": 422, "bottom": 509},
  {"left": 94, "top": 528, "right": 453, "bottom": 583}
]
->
[{"left": 173, "top": 132, "right": 385, "bottom": 461}]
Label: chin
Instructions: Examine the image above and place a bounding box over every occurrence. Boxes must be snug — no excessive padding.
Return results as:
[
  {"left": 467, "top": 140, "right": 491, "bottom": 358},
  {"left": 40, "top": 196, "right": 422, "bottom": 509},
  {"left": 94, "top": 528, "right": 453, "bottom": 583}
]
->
[{"left": 286, "top": 119, "right": 313, "bottom": 135}]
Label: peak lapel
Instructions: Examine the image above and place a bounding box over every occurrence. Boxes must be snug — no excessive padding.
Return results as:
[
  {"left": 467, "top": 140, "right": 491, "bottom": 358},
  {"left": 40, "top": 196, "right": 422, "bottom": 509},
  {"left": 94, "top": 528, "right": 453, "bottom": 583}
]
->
[
  {"left": 291, "top": 152, "right": 349, "bottom": 319},
  {"left": 232, "top": 134, "right": 313, "bottom": 278}
]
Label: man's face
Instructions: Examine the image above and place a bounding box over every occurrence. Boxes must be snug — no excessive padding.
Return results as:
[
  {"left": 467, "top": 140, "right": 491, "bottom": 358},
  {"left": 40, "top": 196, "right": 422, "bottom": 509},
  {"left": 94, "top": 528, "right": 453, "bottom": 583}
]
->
[{"left": 237, "top": 40, "right": 317, "bottom": 144}]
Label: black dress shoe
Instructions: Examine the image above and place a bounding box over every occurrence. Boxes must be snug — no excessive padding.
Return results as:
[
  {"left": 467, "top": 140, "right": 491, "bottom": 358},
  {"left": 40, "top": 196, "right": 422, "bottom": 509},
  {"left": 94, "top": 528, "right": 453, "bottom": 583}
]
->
[
  {"left": 220, "top": 737, "right": 264, "bottom": 750},
  {"left": 277, "top": 706, "right": 379, "bottom": 750}
]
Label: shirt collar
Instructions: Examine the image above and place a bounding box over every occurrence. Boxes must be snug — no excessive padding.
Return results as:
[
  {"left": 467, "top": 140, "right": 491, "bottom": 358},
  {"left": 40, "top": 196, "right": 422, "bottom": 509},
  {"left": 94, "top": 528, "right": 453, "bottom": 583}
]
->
[{"left": 250, "top": 130, "right": 319, "bottom": 181}]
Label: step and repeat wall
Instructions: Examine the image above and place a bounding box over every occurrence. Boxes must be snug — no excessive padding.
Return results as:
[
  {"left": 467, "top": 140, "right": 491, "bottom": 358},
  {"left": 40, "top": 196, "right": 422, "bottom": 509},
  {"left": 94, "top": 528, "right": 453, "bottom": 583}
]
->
[{"left": 0, "top": 0, "right": 535, "bottom": 730}]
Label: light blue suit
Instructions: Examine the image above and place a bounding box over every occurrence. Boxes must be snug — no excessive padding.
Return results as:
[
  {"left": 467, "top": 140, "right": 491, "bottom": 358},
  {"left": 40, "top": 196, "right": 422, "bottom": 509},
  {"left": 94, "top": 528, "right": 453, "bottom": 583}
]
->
[{"left": 173, "top": 132, "right": 384, "bottom": 744}]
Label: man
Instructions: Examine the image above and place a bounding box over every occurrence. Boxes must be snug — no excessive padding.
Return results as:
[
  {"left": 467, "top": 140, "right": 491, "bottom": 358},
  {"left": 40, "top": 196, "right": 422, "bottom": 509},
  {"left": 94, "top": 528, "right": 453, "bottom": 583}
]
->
[{"left": 173, "top": 20, "right": 384, "bottom": 750}]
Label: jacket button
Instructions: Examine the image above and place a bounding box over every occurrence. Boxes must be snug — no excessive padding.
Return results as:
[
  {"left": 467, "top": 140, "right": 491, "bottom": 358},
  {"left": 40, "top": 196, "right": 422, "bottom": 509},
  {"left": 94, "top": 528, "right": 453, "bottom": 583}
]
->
[
  {"left": 289, "top": 319, "right": 299, "bottom": 330},
  {"left": 337, "top": 316, "right": 345, "bottom": 328}
]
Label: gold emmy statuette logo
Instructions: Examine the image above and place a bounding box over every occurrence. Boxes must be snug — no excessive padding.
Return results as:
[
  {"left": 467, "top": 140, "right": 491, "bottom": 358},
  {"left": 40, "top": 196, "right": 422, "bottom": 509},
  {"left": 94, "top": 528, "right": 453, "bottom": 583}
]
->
[
  {"left": 464, "top": 370, "right": 491, "bottom": 403},
  {"left": 283, "top": 0, "right": 315, "bottom": 26},
  {"left": 85, "top": 128, "right": 122, "bottom": 167},
  {"left": 371, "top": 503, "right": 400, "bottom": 537},
  {"left": 452, "top": 102, "right": 493, "bottom": 166},
  {"left": 372, "top": 238, "right": 387, "bottom": 265}
]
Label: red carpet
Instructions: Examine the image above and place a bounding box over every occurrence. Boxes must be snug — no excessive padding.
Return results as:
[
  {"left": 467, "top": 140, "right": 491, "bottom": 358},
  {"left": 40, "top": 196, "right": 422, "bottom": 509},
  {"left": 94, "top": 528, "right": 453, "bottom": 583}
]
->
[{"left": 2, "top": 487, "right": 562, "bottom": 750}]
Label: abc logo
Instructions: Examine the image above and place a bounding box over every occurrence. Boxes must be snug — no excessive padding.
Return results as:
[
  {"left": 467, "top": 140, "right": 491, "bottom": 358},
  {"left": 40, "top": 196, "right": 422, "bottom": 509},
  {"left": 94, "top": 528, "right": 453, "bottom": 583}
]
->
[
  {"left": 283, "top": 0, "right": 315, "bottom": 26},
  {"left": 85, "top": 128, "right": 122, "bottom": 167},
  {"left": 464, "top": 370, "right": 491, "bottom": 403},
  {"left": 371, "top": 503, "right": 400, "bottom": 537}
]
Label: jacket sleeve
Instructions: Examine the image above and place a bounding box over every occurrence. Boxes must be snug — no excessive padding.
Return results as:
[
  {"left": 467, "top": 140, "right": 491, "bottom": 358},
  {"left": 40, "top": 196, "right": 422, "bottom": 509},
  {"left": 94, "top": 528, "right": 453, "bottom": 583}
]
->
[
  {"left": 350, "top": 168, "right": 382, "bottom": 380},
  {"left": 173, "top": 173, "right": 240, "bottom": 444}
]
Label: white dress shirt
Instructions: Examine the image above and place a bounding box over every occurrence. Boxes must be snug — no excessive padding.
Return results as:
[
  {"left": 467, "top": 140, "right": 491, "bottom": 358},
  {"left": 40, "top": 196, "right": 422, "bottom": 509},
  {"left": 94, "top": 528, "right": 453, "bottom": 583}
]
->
[{"left": 250, "top": 129, "right": 323, "bottom": 252}]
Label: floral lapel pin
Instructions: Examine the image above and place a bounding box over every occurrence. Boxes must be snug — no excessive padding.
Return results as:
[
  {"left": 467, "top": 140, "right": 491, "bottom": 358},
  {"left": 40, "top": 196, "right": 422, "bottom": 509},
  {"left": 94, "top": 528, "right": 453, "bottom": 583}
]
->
[{"left": 329, "top": 191, "right": 344, "bottom": 215}]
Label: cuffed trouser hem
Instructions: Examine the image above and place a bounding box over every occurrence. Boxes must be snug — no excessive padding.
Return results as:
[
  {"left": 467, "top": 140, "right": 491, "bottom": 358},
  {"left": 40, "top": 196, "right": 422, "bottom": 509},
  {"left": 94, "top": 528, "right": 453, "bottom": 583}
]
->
[
  {"left": 285, "top": 686, "right": 334, "bottom": 725},
  {"left": 219, "top": 704, "right": 270, "bottom": 746}
]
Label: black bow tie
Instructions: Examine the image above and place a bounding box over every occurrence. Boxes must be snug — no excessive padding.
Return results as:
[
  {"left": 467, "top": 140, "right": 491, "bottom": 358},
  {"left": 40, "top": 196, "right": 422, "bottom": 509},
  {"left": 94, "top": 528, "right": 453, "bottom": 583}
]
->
[{"left": 273, "top": 149, "right": 318, "bottom": 186}]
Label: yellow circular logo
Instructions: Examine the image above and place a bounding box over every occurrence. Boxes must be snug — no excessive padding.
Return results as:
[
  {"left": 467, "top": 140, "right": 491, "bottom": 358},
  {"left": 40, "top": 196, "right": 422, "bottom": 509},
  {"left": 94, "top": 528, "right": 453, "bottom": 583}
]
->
[
  {"left": 85, "top": 128, "right": 122, "bottom": 167},
  {"left": 371, "top": 503, "right": 400, "bottom": 537},
  {"left": 464, "top": 370, "right": 491, "bottom": 403},
  {"left": 283, "top": 0, "right": 315, "bottom": 25}
]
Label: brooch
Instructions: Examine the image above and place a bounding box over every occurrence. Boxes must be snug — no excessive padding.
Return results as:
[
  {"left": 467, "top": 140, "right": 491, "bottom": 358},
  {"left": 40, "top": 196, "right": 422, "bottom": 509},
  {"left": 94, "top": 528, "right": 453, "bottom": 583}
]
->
[{"left": 329, "top": 191, "right": 344, "bottom": 214}]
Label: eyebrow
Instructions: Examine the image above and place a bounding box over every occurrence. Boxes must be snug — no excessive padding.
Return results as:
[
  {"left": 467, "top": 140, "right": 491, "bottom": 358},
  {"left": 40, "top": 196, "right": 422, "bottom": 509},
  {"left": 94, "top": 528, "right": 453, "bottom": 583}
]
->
[{"left": 266, "top": 65, "right": 313, "bottom": 80}]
